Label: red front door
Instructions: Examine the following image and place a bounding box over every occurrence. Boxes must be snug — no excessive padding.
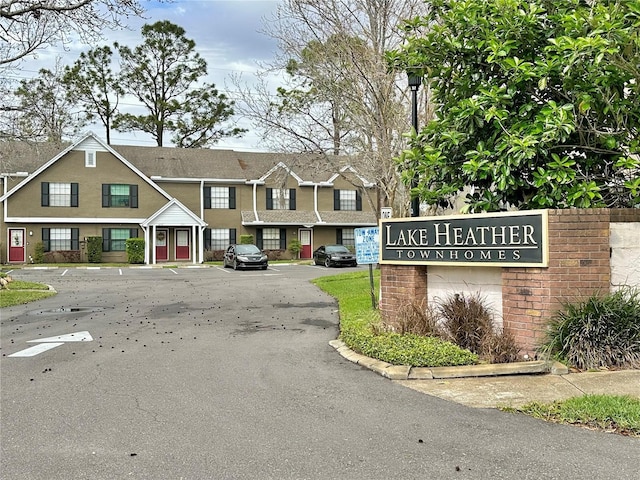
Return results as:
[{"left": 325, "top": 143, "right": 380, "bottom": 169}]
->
[
  {"left": 176, "top": 229, "right": 190, "bottom": 260},
  {"left": 299, "top": 229, "right": 312, "bottom": 259},
  {"left": 156, "top": 229, "right": 168, "bottom": 261},
  {"left": 8, "top": 229, "right": 26, "bottom": 263}
]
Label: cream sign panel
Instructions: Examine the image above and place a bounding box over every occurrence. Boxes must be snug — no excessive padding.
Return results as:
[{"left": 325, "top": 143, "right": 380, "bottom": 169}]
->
[{"left": 380, "top": 210, "right": 548, "bottom": 267}]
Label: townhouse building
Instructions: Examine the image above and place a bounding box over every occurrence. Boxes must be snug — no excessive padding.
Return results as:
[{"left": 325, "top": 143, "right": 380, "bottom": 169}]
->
[{"left": 0, "top": 132, "right": 378, "bottom": 265}]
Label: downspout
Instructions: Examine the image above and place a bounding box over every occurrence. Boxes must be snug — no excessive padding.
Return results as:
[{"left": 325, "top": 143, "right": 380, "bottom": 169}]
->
[
  {"left": 314, "top": 184, "right": 322, "bottom": 223},
  {"left": 252, "top": 182, "right": 260, "bottom": 222}
]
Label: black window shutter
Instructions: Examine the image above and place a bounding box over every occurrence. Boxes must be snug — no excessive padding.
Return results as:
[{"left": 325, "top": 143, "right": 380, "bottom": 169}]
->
[
  {"left": 102, "top": 228, "right": 110, "bottom": 252},
  {"left": 130, "top": 228, "right": 138, "bottom": 238},
  {"left": 102, "top": 184, "right": 110, "bottom": 207},
  {"left": 229, "top": 187, "right": 236, "bottom": 209},
  {"left": 42, "top": 228, "right": 50, "bottom": 252},
  {"left": 336, "top": 229, "right": 343, "bottom": 244},
  {"left": 204, "top": 187, "right": 211, "bottom": 209},
  {"left": 71, "top": 228, "right": 79, "bottom": 250},
  {"left": 41, "top": 182, "right": 49, "bottom": 206},
  {"left": 266, "top": 188, "right": 273, "bottom": 210},
  {"left": 71, "top": 183, "right": 79, "bottom": 207},
  {"left": 204, "top": 228, "right": 211, "bottom": 249},
  {"left": 289, "top": 189, "right": 296, "bottom": 210},
  {"left": 279, "top": 228, "right": 287, "bottom": 250},
  {"left": 356, "top": 190, "right": 362, "bottom": 211},
  {"left": 256, "top": 229, "right": 263, "bottom": 249},
  {"left": 230, "top": 228, "right": 237, "bottom": 245},
  {"left": 130, "top": 185, "right": 138, "bottom": 208},
  {"left": 334, "top": 189, "right": 340, "bottom": 210}
]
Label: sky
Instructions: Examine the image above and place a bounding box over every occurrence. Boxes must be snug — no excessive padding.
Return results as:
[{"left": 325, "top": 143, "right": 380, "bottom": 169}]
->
[{"left": 15, "top": 0, "right": 283, "bottom": 151}]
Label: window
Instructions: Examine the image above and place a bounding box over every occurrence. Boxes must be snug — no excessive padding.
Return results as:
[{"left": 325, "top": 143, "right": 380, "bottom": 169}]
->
[
  {"left": 205, "top": 228, "right": 237, "bottom": 250},
  {"left": 85, "top": 150, "right": 96, "bottom": 167},
  {"left": 334, "top": 189, "right": 362, "bottom": 211},
  {"left": 204, "top": 186, "right": 236, "bottom": 209},
  {"left": 102, "top": 228, "right": 138, "bottom": 252},
  {"left": 41, "top": 182, "right": 78, "bottom": 207},
  {"left": 266, "top": 188, "right": 296, "bottom": 210},
  {"left": 42, "top": 228, "right": 79, "bottom": 251},
  {"left": 337, "top": 228, "right": 355, "bottom": 248},
  {"left": 102, "top": 184, "right": 138, "bottom": 208},
  {"left": 257, "top": 228, "right": 286, "bottom": 250}
]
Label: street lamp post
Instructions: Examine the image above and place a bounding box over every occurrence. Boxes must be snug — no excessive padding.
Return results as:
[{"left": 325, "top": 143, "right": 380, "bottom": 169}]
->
[{"left": 408, "top": 73, "right": 422, "bottom": 217}]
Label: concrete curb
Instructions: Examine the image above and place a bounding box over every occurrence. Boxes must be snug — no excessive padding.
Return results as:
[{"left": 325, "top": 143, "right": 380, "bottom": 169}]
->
[{"left": 329, "top": 339, "right": 569, "bottom": 380}]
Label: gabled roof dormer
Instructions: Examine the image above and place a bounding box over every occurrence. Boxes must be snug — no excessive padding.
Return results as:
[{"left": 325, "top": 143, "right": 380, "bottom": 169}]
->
[{"left": 0, "top": 131, "right": 173, "bottom": 203}]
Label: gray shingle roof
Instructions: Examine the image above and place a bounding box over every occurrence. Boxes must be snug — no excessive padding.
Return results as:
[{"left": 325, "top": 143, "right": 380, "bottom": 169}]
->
[{"left": 241, "top": 210, "right": 377, "bottom": 226}]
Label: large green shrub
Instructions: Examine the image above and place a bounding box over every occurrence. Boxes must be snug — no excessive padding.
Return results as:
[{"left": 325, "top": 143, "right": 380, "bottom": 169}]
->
[
  {"left": 125, "top": 238, "right": 145, "bottom": 264},
  {"left": 86, "top": 236, "right": 102, "bottom": 263},
  {"left": 540, "top": 288, "right": 640, "bottom": 370},
  {"left": 240, "top": 235, "right": 254, "bottom": 245}
]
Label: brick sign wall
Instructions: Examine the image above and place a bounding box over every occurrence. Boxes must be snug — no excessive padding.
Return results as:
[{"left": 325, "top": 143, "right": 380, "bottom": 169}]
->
[{"left": 379, "top": 208, "right": 640, "bottom": 356}]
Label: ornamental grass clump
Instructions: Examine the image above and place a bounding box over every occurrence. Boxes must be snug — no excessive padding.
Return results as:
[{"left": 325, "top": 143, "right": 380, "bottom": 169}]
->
[
  {"left": 436, "top": 292, "right": 521, "bottom": 364},
  {"left": 383, "top": 293, "right": 520, "bottom": 364},
  {"left": 539, "top": 288, "right": 640, "bottom": 370}
]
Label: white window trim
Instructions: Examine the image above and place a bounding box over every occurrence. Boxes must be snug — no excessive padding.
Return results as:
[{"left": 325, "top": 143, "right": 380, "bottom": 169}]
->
[{"left": 85, "top": 150, "right": 96, "bottom": 167}]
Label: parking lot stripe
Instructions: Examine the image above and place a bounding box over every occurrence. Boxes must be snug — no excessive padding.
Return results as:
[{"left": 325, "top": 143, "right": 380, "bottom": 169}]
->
[{"left": 8, "top": 343, "right": 64, "bottom": 357}]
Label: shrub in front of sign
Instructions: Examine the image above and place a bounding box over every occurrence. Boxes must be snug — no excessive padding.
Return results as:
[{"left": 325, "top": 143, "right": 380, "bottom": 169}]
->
[
  {"left": 540, "top": 288, "right": 640, "bottom": 370},
  {"left": 341, "top": 325, "right": 479, "bottom": 367},
  {"left": 437, "top": 292, "right": 520, "bottom": 363},
  {"left": 383, "top": 294, "right": 520, "bottom": 363}
]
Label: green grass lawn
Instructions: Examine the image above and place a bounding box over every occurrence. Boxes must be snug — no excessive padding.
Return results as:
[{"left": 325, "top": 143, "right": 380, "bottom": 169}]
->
[
  {"left": 312, "top": 269, "right": 478, "bottom": 367},
  {"left": 504, "top": 394, "right": 640, "bottom": 437},
  {"left": 0, "top": 278, "right": 56, "bottom": 307}
]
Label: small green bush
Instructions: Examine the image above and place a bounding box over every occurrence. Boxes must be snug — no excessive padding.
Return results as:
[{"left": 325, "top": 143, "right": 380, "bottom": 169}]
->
[
  {"left": 33, "top": 242, "right": 44, "bottom": 263},
  {"left": 341, "top": 326, "right": 478, "bottom": 367},
  {"left": 86, "top": 236, "right": 102, "bottom": 263},
  {"left": 288, "top": 239, "right": 302, "bottom": 258},
  {"left": 539, "top": 288, "right": 640, "bottom": 370},
  {"left": 125, "top": 238, "right": 145, "bottom": 264}
]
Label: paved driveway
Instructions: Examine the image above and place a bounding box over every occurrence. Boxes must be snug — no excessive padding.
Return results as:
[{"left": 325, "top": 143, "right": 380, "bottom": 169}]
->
[{"left": 1, "top": 265, "right": 638, "bottom": 479}]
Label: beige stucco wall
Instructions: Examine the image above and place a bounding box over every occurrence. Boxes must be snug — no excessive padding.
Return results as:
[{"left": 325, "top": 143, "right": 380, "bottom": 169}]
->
[
  {"left": 427, "top": 266, "right": 504, "bottom": 328},
  {"left": 610, "top": 222, "right": 640, "bottom": 289}
]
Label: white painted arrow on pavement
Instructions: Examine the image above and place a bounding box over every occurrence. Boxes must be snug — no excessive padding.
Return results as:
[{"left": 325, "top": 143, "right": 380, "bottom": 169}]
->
[{"left": 8, "top": 331, "right": 93, "bottom": 358}]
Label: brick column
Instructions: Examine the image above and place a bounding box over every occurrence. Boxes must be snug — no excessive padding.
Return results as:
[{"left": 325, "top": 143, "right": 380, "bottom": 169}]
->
[
  {"left": 502, "top": 209, "right": 611, "bottom": 356},
  {"left": 379, "top": 264, "right": 428, "bottom": 321}
]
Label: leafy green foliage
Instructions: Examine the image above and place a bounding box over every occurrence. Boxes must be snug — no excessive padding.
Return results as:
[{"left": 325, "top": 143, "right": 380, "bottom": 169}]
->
[
  {"left": 125, "top": 238, "right": 145, "bottom": 264},
  {"left": 313, "top": 271, "right": 479, "bottom": 367},
  {"left": 239, "top": 235, "right": 254, "bottom": 245},
  {"left": 62, "top": 46, "right": 123, "bottom": 145},
  {"left": 540, "top": 288, "right": 640, "bottom": 370},
  {"left": 114, "top": 21, "right": 243, "bottom": 147},
  {"left": 388, "top": 0, "right": 640, "bottom": 211},
  {"left": 33, "top": 242, "right": 44, "bottom": 264},
  {"left": 86, "top": 236, "right": 102, "bottom": 263},
  {"left": 510, "top": 394, "right": 640, "bottom": 437}
]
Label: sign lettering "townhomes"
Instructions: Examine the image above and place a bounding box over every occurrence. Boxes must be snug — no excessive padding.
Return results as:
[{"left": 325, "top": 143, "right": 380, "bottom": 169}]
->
[{"left": 380, "top": 210, "right": 548, "bottom": 267}]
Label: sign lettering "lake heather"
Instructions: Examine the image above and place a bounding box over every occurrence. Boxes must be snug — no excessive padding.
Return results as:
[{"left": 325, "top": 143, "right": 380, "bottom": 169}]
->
[{"left": 380, "top": 210, "right": 548, "bottom": 267}]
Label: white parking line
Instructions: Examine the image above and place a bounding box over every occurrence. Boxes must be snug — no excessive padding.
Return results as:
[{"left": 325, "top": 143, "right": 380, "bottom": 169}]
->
[
  {"left": 119, "top": 268, "right": 123, "bottom": 275},
  {"left": 169, "top": 269, "right": 178, "bottom": 274},
  {"left": 8, "top": 343, "right": 64, "bottom": 357},
  {"left": 61, "top": 269, "right": 69, "bottom": 276}
]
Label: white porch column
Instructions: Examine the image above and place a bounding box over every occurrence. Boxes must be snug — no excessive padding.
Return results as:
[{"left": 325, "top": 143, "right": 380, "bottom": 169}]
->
[
  {"left": 198, "top": 226, "right": 204, "bottom": 264},
  {"left": 191, "top": 225, "right": 197, "bottom": 264},
  {"left": 152, "top": 225, "right": 157, "bottom": 265},
  {"left": 143, "top": 226, "right": 149, "bottom": 264}
]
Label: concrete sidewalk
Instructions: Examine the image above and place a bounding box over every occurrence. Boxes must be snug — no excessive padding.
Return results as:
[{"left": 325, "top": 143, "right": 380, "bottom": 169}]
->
[
  {"left": 396, "top": 369, "right": 640, "bottom": 408},
  {"left": 329, "top": 339, "right": 640, "bottom": 408}
]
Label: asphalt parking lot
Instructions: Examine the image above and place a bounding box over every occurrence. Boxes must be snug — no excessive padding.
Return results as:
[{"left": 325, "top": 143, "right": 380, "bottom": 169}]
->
[{"left": 1, "top": 265, "right": 638, "bottom": 480}]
